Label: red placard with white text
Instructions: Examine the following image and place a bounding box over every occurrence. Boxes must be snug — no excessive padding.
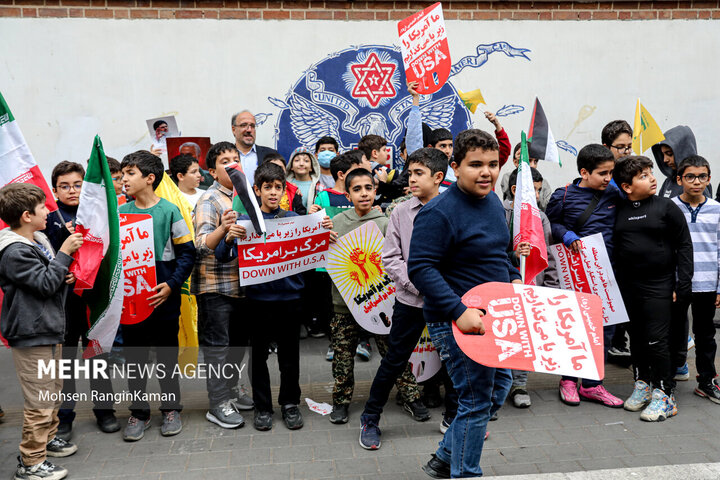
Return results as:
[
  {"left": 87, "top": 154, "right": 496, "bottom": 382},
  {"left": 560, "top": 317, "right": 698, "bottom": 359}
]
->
[
  {"left": 120, "top": 213, "right": 157, "bottom": 325},
  {"left": 397, "top": 2, "right": 451, "bottom": 94},
  {"left": 549, "top": 233, "right": 630, "bottom": 326},
  {"left": 453, "top": 282, "right": 606, "bottom": 380},
  {"left": 236, "top": 211, "right": 330, "bottom": 286}
]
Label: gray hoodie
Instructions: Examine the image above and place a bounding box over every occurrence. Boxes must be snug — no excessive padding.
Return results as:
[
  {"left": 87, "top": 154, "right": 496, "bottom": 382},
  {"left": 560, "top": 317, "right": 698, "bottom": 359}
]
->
[
  {"left": 651, "top": 125, "right": 699, "bottom": 199},
  {"left": 286, "top": 148, "right": 321, "bottom": 207},
  {"left": 0, "top": 228, "right": 72, "bottom": 347}
]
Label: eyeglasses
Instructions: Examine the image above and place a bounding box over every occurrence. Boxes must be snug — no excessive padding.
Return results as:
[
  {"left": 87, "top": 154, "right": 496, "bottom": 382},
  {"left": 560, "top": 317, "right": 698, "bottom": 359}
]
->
[
  {"left": 57, "top": 183, "right": 82, "bottom": 192},
  {"left": 610, "top": 144, "right": 633, "bottom": 153},
  {"left": 682, "top": 173, "right": 709, "bottom": 182},
  {"left": 233, "top": 123, "right": 256, "bottom": 129}
]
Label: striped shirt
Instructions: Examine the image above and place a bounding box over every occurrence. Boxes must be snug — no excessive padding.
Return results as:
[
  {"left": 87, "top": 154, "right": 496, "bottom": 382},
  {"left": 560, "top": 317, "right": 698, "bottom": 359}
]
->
[{"left": 672, "top": 196, "right": 720, "bottom": 293}]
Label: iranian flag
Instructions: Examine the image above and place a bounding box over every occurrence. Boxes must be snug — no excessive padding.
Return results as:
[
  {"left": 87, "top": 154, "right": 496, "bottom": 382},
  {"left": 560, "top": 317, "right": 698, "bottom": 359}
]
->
[
  {"left": 0, "top": 91, "right": 58, "bottom": 228},
  {"left": 512, "top": 131, "right": 548, "bottom": 284},
  {"left": 71, "top": 136, "right": 123, "bottom": 358}
]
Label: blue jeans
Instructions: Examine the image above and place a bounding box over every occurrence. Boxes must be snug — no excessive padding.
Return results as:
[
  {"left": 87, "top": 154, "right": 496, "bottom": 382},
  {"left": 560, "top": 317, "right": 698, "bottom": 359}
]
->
[{"left": 427, "top": 321, "right": 512, "bottom": 478}]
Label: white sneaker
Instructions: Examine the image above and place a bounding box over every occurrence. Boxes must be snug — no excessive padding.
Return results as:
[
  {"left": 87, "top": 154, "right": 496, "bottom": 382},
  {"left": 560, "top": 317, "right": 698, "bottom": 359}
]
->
[
  {"left": 14, "top": 457, "right": 68, "bottom": 480},
  {"left": 624, "top": 380, "right": 652, "bottom": 412}
]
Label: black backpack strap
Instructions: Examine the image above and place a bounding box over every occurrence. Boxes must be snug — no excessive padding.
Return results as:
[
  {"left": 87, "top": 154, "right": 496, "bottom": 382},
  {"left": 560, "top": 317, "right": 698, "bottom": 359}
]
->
[
  {"left": 275, "top": 209, "right": 288, "bottom": 219},
  {"left": 574, "top": 190, "right": 603, "bottom": 231}
]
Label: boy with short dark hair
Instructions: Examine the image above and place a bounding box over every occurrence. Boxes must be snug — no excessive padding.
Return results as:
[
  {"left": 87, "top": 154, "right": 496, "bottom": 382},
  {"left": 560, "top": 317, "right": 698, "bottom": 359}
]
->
[
  {"left": 545, "top": 144, "right": 624, "bottom": 408},
  {"left": 192, "top": 141, "right": 252, "bottom": 430},
  {"left": 43, "top": 161, "right": 118, "bottom": 440},
  {"left": 328, "top": 168, "right": 423, "bottom": 425},
  {"left": 613, "top": 156, "right": 693, "bottom": 421},
  {"left": 359, "top": 148, "right": 447, "bottom": 449},
  {"left": 119, "top": 150, "right": 196, "bottom": 441},
  {"left": 216, "top": 162, "right": 333, "bottom": 431},
  {"left": 106, "top": 157, "right": 127, "bottom": 206},
  {"left": 671, "top": 155, "right": 720, "bottom": 404},
  {"left": 601, "top": 120, "right": 634, "bottom": 160},
  {"left": 0, "top": 183, "right": 84, "bottom": 480},
  {"left": 169, "top": 154, "right": 203, "bottom": 207},
  {"left": 408, "top": 129, "right": 520, "bottom": 478}
]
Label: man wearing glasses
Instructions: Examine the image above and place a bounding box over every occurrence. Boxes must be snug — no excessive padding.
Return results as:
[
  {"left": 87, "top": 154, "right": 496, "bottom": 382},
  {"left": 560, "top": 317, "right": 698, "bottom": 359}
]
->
[{"left": 231, "top": 111, "right": 278, "bottom": 183}]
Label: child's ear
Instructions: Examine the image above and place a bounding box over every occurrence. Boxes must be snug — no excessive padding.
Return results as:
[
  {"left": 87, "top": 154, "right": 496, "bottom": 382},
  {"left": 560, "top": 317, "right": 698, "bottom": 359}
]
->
[
  {"left": 345, "top": 192, "right": 351, "bottom": 202},
  {"left": 579, "top": 168, "right": 589, "bottom": 180},
  {"left": 146, "top": 173, "right": 155, "bottom": 186},
  {"left": 253, "top": 185, "right": 261, "bottom": 196},
  {"left": 621, "top": 182, "right": 633, "bottom": 195},
  {"left": 208, "top": 168, "right": 218, "bottom": 180},
  {"left": 434, "top": 171, "right": 444, "bottom": 185},
  {"left": 510, "top": 185, "right": 517, "bottom": 197},
  {"left": 676, "top": 174, "right": 683, "bottom": 186}
]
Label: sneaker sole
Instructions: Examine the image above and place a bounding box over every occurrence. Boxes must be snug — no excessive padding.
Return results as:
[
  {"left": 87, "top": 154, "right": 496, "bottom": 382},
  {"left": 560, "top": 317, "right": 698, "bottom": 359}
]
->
[
  {"left": 358, "top": 433, "right": 381, "bottom": 450},
  {"left": 674, "top": 374, "right": 690, "bottom": 381},
  {"left": 14, "top": 468, "right": 69, "bottom": 480},
  {"left": 694, "top": 388, "right": 720, "bottom": 405},
  {"left": 253, "top": 423, "right": 273, "bottom": 432},
  {"left": 283, "top": 419, "right": 304, "bottom": 430},
  {"left": 206, "top": 412, "right": 245, "bottom": 429},
  {"left": 402, "top": 404, "right": 431, "bottom": 422},
  {"left": 123, "top": 422, "right": 151, "bottom": 442},
  {"left": 46, "top": 444, "right": 78, "bottom": 458},
  {"left": 579, "top": 393, "right": 624, "bottom": 408},
  {"left": 439, "top": 422, "right": 448, "bottom": 435},
  {"left": 161, "top": 425, "right": 182, "bottom": 437},
  {"left": 640, "top": 411, "right": 676, "bottom": 422},
  {"left": 623, "top": 401, "right": 651, "bottom": 412},
  {"left": 559, "top": 391, "right": 580, "bottom": 406},
  {"left": 232, "top": 403, "right": 255, "bottom": 411},
  {"left": 421, "top": 464, "right": 450, "bottom": 479}
]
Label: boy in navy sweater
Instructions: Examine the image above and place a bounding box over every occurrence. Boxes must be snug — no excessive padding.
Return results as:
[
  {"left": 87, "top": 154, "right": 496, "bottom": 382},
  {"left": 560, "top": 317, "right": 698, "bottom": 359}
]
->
[
  {"left": 216, "top": 162, "right": 333, "bottom": 431},
  {"left": 408, "top": 129, "right": 521, "bottom": 479},
  {"left": 119, "top": 151, "right": 196, "bottom": 441},
  {"left": 545, "top": 144, "right": 623, "bottom": 408}
]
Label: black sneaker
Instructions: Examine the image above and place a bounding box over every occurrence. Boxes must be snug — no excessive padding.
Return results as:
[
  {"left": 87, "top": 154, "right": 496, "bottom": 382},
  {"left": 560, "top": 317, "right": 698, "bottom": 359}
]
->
[
  {"left": 359, "top": 413, "right": 381, "bottom": 450},
  {"left": 55, "top": 422, "right": 72, "bottom": 442},
  {"left": 356, "top": 341, "right": 372, "bottom": 361},
  {"left": 96, "top": 413, "right": 121, "bottom": 433},
  {"left": 254, "top": 411, "right": 273, "bottom": 431},
  {"left": 307, "top": 319, "right": 325, "bottom": 338},
  {"left": 403, "top": 399, "right": 431, "bottom": 422},
  {"left": 329, "top": 404, "right": 349, "bottom": 424},
  {"left": 281, "top": 404, "right": 304, "bottom": 430},
  {"left": 695, "top": 378, "right": 720, "bottom": 405},
  {"left": 14, "top": 456, "right": 68, "bottom": 480},
  {"left": 421, "top": 385, "right": 442, "bottom": 408},
  {"left": 422, "top": 454, "right": 451, "bottom": 479},
  {"left": 45, "top": 437, "right": 77, "bottom": 458},
  {"left": 490, "top": 410, "right": 499, "bottom": 421},
  {"left": 439, "top": 412, "right": 453, "bottom": 434}
]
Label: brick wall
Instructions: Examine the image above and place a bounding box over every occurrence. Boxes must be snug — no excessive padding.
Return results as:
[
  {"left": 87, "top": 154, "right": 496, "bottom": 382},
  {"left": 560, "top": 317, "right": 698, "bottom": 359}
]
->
[{"left": 0, "top": 1, "right": 718, "bottom": 20}]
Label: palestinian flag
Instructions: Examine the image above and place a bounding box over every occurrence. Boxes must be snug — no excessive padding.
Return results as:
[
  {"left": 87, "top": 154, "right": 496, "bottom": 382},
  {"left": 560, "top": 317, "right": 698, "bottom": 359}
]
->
[
  {"left": 226, "top": 162, "right": 266, "bottom": 234},
  {"left": 512, "top": 131, "right": 548, "bottom": 284},
  {"left": 528, "top": 97, "right": 561, "bottom": 165},
  {"left": 71, "top": 136, "right": 123, "bottom": 358},
  {"left": 0, "top": 91, "right": 58, "bottom": 228}
]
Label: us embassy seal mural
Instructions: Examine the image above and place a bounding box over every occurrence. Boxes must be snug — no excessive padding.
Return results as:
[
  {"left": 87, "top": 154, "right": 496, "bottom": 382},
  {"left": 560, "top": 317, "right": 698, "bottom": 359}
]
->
[{"left": 268, "top": 42, "right": 532, "bottom": 168}]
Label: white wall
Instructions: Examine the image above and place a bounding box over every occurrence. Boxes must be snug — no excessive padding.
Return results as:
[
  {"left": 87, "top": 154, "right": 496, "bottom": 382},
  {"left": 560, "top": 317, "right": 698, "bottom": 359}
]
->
[{"left": 1, "top": 18, "right": 717, "bottom": 191}]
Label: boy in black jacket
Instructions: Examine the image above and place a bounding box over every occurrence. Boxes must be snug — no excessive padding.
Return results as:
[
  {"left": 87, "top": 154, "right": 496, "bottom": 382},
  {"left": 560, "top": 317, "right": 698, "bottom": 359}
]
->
[
  {"left": 613, "top": 156, "right": 693, "bottom": 422},
  {"left": 0, "top": 183, "right": 84, "bottom": 480},
  {"left": 216, "top": 162, "right": 333, "bottom": 431}
]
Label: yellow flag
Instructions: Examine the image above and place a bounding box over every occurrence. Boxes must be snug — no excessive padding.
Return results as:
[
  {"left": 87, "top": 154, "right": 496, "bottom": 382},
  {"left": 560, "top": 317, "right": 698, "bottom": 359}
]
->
[
  {"left": 154, "top": 173, "right": 199, "bottom": 370},
  {"left": 458, "top": 89, "right": 486, "bottom": 114},
  {"left": 632, "top": 99, "right": 665, "bottom": 154}
]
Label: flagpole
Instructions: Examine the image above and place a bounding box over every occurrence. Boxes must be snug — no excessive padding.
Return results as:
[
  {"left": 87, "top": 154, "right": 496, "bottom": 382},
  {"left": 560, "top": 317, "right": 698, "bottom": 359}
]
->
[{"left": 520, "top": 255, "right": 526, "bottom": 284}]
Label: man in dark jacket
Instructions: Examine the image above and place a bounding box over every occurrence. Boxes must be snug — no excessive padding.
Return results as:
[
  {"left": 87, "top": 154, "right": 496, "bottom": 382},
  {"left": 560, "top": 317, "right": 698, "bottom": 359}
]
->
[{"left": 231, "top": 110, "right": 278, "bottom": 186}]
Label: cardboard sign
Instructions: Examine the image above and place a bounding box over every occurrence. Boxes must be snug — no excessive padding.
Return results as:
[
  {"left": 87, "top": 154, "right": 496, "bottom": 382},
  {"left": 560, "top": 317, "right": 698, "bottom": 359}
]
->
[
  {"left": 397, "top": 2, "right": 451, "bottom": 94},
  {"left": 236, "top": 211, "right": 330, "bottom": 286},
  {"left": 327, "top": 222, "right": 394, "bottom": 334},
  {"left": 166, "top": 136, "right": 212, "bottom": 170},
  {"left": 120, "top": 213, "right": 157, "bottom": 325},
  {"left": 549, "top": 233, "right": 630, "bottom": 326},
  {"left": 453, "top": 282, "right": 606, "bottom": 380},
  {"left": 409, "top": 326, "right": 441, "bottom": 382}
]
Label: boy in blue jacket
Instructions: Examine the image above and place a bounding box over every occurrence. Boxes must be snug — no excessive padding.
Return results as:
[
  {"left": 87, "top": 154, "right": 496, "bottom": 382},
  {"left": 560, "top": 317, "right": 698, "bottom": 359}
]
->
[
  {"left": 216, "top": 162, "right": 333, "bottom": 432},
  {"left": 408, "top": 129, "right": 521, "bottom": 479},
  {"left": 119, "top": 151, "right": 196, "bottom": 441},
  {"left": 545, "top": 144, "right": 623, "bottom": 408}
]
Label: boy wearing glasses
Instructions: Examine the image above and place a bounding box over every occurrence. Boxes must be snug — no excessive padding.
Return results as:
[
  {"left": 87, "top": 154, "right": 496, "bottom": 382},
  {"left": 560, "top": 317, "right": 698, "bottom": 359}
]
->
[
  {"left": 613, "top": 156, "right": 693, "bottom": 421},
  {"left": 601, "top": 120, "right": 634, "bottom": 160},
  {"left": 44, "top": 161, "right": 119, "bottom": 440},
  {"left": 672, "top": 156, "right": 720, "bottom": 404}
]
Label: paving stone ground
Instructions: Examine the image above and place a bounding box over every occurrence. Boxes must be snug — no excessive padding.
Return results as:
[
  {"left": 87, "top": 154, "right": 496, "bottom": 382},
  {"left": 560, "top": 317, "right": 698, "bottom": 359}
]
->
[{"left": 0, "top": 328, "right": 718, "bottom": 479}]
